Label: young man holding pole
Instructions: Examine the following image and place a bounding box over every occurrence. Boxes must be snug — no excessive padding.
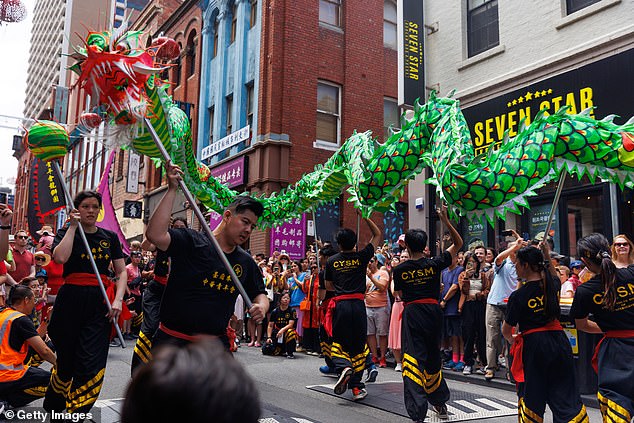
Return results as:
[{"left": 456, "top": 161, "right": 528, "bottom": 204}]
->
[
  {"left": 145, "top": 163, "right": 268, "bottom": 350},
  {"left": 393, "top": 205, "right": 463, "bottom": 422}
]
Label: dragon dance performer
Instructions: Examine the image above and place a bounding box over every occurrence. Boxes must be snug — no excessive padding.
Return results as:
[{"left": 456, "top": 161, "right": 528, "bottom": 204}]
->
[
  {"left": 145, "top": 163, "right": 268, "bottom": 350},
  {"left": 262, "top": 291, "right": 297, "bottom": 358},
  {"left": 324, "top": 216, "right": 380, "bottom": 401},
  {"left": 43, "top": 191, "right": 127, "bottom": 415},
  {"left": 571, "top": 233, "right": 634, "bottom": 423},
  {"left": 392, "top": 205, "right": 462, "bottom": 422},
  {"left": 502, "top": 244, "right": 588, "bottom": 423},
  {"left": 131, "top": 218, "right": 187, "bottom": 376},
  {"left": 317, "top": 246, "right": 337, "bottom": 375}
]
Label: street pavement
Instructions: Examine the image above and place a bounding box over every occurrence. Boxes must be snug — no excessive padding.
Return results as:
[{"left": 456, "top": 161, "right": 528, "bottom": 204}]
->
[{"left": 22, "top": 338, "right": 603, "bottom": 422}]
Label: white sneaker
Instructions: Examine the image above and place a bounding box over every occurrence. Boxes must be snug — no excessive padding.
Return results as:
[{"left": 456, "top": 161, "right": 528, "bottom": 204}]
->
[
  {"left": 499, "top": 355, "right": 507, "bottom": 368},
  {"left": 463, "top": 365, "right": 472, "bottom": 375},
  {"left": 395, "top": 363, "right": 402, "bottom": 372}
]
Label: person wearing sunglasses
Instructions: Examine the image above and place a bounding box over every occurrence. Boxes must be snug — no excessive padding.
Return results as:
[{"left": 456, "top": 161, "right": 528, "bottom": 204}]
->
[
  {"left": 8, "top": 230, "right": 35, "bottom": 286},
  {"left": 610, "top": 234, "right": 634, "bottom": 269}
]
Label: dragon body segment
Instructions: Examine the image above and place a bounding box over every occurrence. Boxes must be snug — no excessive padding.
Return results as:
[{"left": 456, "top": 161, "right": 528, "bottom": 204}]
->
[{"left": 26, "top": 28, "right": 634, "bottom": 227}]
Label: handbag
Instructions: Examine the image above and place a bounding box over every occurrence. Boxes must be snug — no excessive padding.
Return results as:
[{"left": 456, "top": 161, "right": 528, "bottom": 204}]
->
[{"left": 300, "top": 297, "right": 311, "bottom": 311}]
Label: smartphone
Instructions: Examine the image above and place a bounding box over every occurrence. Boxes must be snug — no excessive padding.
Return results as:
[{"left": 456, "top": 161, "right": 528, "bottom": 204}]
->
[{"left": 501, "top": 230, "right": 514, "bottom": 237}]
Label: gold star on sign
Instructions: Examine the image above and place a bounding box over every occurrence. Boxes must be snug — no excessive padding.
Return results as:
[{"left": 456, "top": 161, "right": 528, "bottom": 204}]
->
[
  {"left": 547, "top": 88, "right": 553, "bottom": 94},
  {"left": 210, "top": 282, "right": 215, "bottom": 289},
  {"left": 518, "top": 96, "right": 524, "bottom": 103},
  {"left": 525, "top": 92, "right": 533, "bottom": 101},
  {"left": 534, "top": 91, "right": 541, "bottom": 98},
  {"left": 541, "top": 90, "right": 547, "bottom": 96},
  {"left": 512, "top": 99, "right": 517, "bottom": 105},
  {"left": 507, "top": 102, "right": 512, "bottom": 107}
]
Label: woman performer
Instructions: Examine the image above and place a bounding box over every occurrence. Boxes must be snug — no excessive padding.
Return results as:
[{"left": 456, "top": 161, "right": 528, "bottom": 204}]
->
[
  {"left": 43, "top": 191, "right": 127, "bottom": 415},
  {"left": 571, "top": 233, "right": 634, "bottom": 423},
  {"left": 502, "top": 244, "right": 588, "bottom": 423}
]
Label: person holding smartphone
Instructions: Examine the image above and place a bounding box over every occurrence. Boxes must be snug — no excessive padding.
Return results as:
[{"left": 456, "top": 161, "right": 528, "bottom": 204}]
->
[{"left": 484, "top": 230, "right": 524, "bottom": 381}]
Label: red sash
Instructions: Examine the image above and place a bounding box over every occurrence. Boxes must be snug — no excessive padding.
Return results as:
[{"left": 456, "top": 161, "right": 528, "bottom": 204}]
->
[
  {"left": 65, "top": 273, "right": 111, "bottom": 287},
  {"left": 510, "top": 320, "right": 563, "bottom": 383},
  {"left": 158, "top": 322, "right": 209, "bottom": 342},
  {"left": 591, "top": 330, "right": 634, "bottom": 373},
  {"left": 154, "top": 275, "right": 168, "bottom": 285},
  {"left": 400, "top": 298, "right": 439, "bottom": 320},
  {"left": 324, "top": 293, "right": 364, "bottom": 337}
]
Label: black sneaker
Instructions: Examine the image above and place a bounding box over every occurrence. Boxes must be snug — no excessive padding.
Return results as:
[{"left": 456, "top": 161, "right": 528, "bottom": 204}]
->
[
  {"left": 286, "top": 353, "right": 295, "bottom": 359},
  {"left": 334, "top": 367, "right": 353, "bottom": 395},
  {"left": 365, "top": 365, "right": 378, "bottom": 383},
  {"left": 433, "top": 404, "right": 449, "bottom": 420}
]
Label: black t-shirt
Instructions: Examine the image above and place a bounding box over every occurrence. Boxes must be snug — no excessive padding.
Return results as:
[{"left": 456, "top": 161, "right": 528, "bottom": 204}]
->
[
  {"left": 154, "top": 249, "right": 170, "bottom": 278},
  {"left": 505, "top": 279, "right": 561, "bottom": 332},
  {"left": 393, "top": 252, "right": 452, "bottom": 303},
  {"left": 318, "top": 269, "right": 335, "bottom": 300},
  {"left": 53, "top": 227, "right": 125, "bottom": 277},
  {"left": 325, "top": 244, "right": 375, "bottom": 295},
  {"left": 270, "top": 306, "right": 296, "bottom": 330},
  {"left": 569, "top": 266, "right": 634, "bottom": 331},
  {"left": 7, "top": 314, "right": 39, "bottom": 352},
  {"left": 161, "top": 229, "right": 266, "bottom": 336}
]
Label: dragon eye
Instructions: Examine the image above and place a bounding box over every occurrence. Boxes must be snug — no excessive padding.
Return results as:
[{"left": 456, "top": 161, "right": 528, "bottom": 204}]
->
[
  {"left": 87, "top": 32, "right": 108, "bottom": 52},
  {"left": 116, "top": 41, "right": 131, "bottom": 52}
]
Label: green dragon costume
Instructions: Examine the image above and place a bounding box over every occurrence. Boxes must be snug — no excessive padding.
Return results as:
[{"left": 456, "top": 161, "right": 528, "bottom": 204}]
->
[{"left": 25, "top": 29, "right": 634, "bottom": 226}]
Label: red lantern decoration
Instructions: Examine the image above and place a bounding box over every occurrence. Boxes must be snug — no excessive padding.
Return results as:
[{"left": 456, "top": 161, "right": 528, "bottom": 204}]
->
[{"left": 0, "top": 0, "right": 27, "bottom": 23}]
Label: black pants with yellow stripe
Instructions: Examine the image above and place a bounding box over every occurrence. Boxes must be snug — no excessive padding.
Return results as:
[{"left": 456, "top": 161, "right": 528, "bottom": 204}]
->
[
  {"left": 331, "top": 299, "right": 368, "bottom": 390},
  {"left": 43, "top": 285, "right": 110, "bottom": 414},
  {"left": 0, "top": 367, "right": 50, "bottom": 407},
  {"left": 262, "top": 329, "right": 297, "bottom": 356},
  {"left": 131, "top": 280, "right": 165, "bottom": 376},
  {"left": 401, "top": 303, "right": 449, "bottom": 421},
  {"left": 319, "top": 323, "right": 335, "bottom": 369},
  {"left": 596, "top": 337, "right": 634, "bottom": 423},
  {"left": 517, "top": 331, "right": 588, "bottom": 423}
]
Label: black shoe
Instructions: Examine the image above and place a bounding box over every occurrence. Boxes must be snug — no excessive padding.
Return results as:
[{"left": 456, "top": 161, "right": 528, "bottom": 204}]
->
[
  {"left": 433, "top": 404, "right": 448, "bottom": 420},
  {"left": 334, "top": 367, "right": 353, "bottom": 395}
]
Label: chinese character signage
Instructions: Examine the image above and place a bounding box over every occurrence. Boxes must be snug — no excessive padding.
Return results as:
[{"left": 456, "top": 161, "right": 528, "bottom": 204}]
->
[
  {"left": 210, "top": 156, "right": 246, "bottom": 189},
  {"left": 269, "top": 215, "right": 306, "bottom": 260},
  {"left": 201, "top": 125, "right": 250, "bottom": 160},
  {"left": 35, "top": 158, "right": 66, "bottom": 216},
  {"left": 126, "top": 151, "right": 140, "bottom": 193}
]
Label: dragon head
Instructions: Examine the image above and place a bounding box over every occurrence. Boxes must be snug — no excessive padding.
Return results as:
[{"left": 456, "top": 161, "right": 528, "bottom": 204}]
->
[{"left": 70, "top": 29, "right": 180, "bottom": 126}]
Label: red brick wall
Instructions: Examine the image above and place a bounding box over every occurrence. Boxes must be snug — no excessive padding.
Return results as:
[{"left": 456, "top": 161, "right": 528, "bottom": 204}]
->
[{"left": 257, "top": 0, "right": 400, "bottom": 250}]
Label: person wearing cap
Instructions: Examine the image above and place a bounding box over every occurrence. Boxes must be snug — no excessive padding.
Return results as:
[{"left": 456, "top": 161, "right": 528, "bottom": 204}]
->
[
  {"left": 392, "top": 204, "right": 463, "bottom": 421},
  {"left": 324, "top": 216, "right": 381, "bottom": 401},
  {"left": 36, "top": 226, "right": 55, "bottom": 255},
  {"left": 365, "top": 254, "right": 390, "bottom": 369}
]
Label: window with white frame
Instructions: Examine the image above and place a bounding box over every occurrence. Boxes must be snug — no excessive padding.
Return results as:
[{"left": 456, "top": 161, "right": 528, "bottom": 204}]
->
[
  {"left": 319, "top": 0, "right": 341, "bottom": 27},
  {"left": 467, "top": 0, "right": 499, "bottom": 57},
  {"left": 384, "top": 0, "right": 397, "bottom": 49},
  {"left": 316, "top": 82, "right": 341, "bottom": 145}
]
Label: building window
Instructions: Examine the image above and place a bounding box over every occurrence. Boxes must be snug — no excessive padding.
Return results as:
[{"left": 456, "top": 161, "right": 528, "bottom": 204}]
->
[
  {"left": 467, "top": 0, "right": 499, "bottom": 58},
  {"left": 249, "top": 0, "right": 257, "bottom": 28},
  {"left": 383, "top": 98, "right": 400, "bottom": 141},
  {"left": 319, "top": 0, "right": 341, "bottom": 27},
  {"left": 566, "top": 0, "right": 601, "bottom": 14},
  {"left": 316, "top": 82, "right": 340, "bottom": 145},
  {"left": 246, "top": 83, "right": 254, "bottom": 131},
  {"left": 117, "top": 150, "right": 125, "bottom": 180},
  {"left": 384, "top": 0, "right": 397, "bottom": 49},
  {"left": 213, "top": 20, "right": 219, "bottom": 58},
  {"left": 226, "top": 96, "right": 233, "bottom": 135},
  {"left": 186, "top": 31, "right": 196, "bottom": 77},
  {"left": 209, "top": 107, "right": 215, "bottom": 143},
  {"left": 173, "top": 44, "right": 182, "bottom": 86},
  {"left": 230, "top": 3, "right": 238, "bottom": 44}
]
